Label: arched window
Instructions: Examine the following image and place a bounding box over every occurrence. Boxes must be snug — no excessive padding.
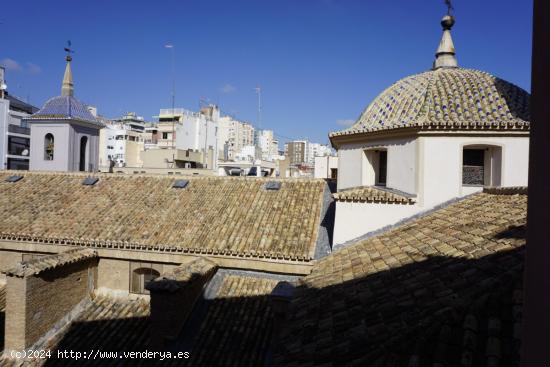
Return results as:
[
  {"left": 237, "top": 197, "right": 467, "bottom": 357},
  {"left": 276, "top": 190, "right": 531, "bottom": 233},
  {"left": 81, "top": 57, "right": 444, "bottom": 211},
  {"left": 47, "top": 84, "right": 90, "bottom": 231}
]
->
[
  {"left": 44, "top": 133, "right": 54, "bottom": 160},
  {"left": 131, "top": 267, "right": 160, "bottom": 295},
  {"left": 79, "top": 136, "right": 88, "bottom": 171}
]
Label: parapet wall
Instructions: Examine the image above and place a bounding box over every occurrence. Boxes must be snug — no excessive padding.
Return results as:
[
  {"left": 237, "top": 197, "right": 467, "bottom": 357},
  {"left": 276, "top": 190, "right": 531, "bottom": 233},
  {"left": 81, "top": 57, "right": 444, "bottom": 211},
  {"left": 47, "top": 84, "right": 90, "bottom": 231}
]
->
[{"left": 3, "top": 248, "right": 98, "bottom": 351}]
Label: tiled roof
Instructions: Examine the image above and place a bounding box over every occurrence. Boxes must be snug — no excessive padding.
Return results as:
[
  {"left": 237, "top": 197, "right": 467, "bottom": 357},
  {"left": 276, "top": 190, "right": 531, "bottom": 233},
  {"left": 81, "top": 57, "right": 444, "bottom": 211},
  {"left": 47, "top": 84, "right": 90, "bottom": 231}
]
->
[
  {"left": 36, "top": 295, "right": 150, "bottom": 366},
  {"left": 186, "top": 274, "right": 280, "bottom": 366},
  {"left": 2, "top": 248, "right": 97, "bottom": 278},
  {"left": 333, "top": 186, "right": 415, "bottom": 204},
  {"left": 25, "top": 95, "right": 102, "bottom": 126},
  {"left": 330, "top": 68, "right": 530, "bottom": 138},
  {"left": 146, "top": 257, "right": 217, "bottom": 292},
  {"left": 275, "top": 191, "right": 527, "bottom": 366},
  {"left": 0, "top": 171, "right": 327, "bottom": 262}
]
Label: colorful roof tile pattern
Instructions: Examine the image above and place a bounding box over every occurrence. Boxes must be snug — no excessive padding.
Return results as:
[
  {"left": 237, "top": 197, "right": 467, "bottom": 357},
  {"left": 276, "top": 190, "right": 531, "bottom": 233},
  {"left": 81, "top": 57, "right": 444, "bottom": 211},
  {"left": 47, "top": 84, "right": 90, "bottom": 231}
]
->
[
  {"left": 275, "top": 190, "right": 527, "bottom": 366},
  {"left": 330, "top": 68, "right": 530, "bottom": 137},
  {"left": 25, "top": 95, "right": 102, "bottom": 126},
  {"left": 0, "top": 171, "right": 327, "bottom": 262},
  {"left": 333, "top": 186, "right": 415, "bottom": 204}
]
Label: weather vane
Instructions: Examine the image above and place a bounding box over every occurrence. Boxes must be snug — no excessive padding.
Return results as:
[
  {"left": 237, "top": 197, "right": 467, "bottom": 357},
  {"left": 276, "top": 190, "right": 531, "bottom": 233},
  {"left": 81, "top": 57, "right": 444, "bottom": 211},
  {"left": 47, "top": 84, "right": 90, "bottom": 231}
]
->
[
  {"left": 64, "top": 40, "right": 74, "bottom": 61},
  {"left": 444, "top": 0, "right": 454, "bottom": 16}
]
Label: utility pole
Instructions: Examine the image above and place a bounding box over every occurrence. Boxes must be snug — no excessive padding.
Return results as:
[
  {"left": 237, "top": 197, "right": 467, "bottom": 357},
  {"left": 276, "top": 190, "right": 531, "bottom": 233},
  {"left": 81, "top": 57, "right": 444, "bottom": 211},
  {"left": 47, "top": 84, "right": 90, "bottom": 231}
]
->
[
  {"left": 165, "top": 44, "right": 176, "bottom": 146},
  {"left": 165, "top": 43, "right": 176, "bottom": 167},
  {"left": 254, "top": 85, "right": 262, "bottom": 130}
]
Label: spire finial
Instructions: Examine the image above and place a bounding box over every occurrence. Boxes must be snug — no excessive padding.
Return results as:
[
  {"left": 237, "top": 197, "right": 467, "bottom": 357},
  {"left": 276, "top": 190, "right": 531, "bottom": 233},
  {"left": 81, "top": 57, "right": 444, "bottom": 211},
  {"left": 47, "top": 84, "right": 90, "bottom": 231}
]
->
[
  {"left": 61, "top": 41, "right": 74, "bottom": 97},
  {"left": 433, "top": 2, "right": 458, "bottom": 70}
]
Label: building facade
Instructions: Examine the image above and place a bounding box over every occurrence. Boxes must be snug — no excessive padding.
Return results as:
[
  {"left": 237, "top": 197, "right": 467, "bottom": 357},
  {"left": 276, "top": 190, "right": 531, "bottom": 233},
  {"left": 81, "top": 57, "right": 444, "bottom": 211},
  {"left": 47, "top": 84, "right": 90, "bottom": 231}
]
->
[{"left": 0, "top": 67, "right": 39, "bottom": 170}]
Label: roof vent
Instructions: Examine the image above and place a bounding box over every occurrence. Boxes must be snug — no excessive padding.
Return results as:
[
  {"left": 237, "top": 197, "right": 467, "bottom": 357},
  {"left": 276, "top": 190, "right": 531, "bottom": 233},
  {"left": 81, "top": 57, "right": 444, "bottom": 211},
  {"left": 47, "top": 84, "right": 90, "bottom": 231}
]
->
[
  {"left": 5, "top": 175, "right": 23, "bottom": 183},
  {"left": 82, "top": 177, "right": 99, "bottom": 186},
  {"left": 265, "top": 181, "right": 282, "bottom": 191},
  {"left": 172, "top": 179, "right": 189, "bottom": 189}
]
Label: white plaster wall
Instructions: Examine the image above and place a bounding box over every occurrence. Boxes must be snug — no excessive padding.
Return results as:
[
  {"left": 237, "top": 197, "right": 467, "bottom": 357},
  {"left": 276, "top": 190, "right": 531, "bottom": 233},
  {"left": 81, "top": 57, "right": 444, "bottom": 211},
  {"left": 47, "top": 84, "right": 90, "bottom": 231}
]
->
[
  {"left": 314, "top": 156, "right": 338, "bottom": 179},
  {"left": 337, "top": 137, "right": 417, "bottom": 193},
  {"left": 419, "top": 135, "right": 529, "bottom": 207},
  {"left": 333, "top": 201, "right": 423, "bottom": 245},
  {"left": 29, "top": 123, "right": 70, "bottom": 171}
]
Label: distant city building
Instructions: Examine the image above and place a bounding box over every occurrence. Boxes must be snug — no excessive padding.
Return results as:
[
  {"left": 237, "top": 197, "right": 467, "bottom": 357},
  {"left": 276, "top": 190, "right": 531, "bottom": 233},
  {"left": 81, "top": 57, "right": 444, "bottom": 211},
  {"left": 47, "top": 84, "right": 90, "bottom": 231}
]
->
[
  {"left": 0, "top": 67, "right": 39, "bottom": 170},
  {"left": 256, "top": 129, "right": 277, "bottom": 161},
  {"left": 23, "top": 53, "right": 103, "bottom": 172},
  {"left": 141, "top": 106, "right": 219, "bottom": 169},
  {"left": 98, "top": 112, "right": 146, "bottom": 168},
  {"left": 217, "top": 115, "right": 255, "bottom": 161}
]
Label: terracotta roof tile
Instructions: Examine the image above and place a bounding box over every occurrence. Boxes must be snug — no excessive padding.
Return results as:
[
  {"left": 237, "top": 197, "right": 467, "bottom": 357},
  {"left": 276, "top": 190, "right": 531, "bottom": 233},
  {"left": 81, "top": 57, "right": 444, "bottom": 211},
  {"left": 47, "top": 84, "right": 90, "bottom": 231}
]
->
[
  {"left": 0, "top": 171, "right": 327, "bottom": 261},
  {"left": 2, "top": 248, "right": 97, "bottom": 278},
  {"left": 146, "top": 257, "right": 217, "bottom": 292},
  {"left": 275, "top": 191, "right": 527, "bottom": 366},
  {"left": 187, "top": 274, "right": 279, "bottom": 366},
  {"left": 330, "top": 68, "right": 530, "bottom": 138},
  {"left": 333, "top": 186, "right": 415, "bottom": 204}
]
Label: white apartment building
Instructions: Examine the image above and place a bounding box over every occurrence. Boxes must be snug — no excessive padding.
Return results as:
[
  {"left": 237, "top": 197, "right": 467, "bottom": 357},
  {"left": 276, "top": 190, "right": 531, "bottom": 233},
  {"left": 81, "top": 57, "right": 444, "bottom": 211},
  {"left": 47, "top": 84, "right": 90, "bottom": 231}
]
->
[
  {"left": 99, "top": 112, "right": 146, "bottom": 168},
  {"left": 218, "top": 116, "right": 255, "bottom": 161},
  {"left": 174, "top": 105, "right": 219, "bottom": 169},
  {"left": 256, "top": 129, "right": 278, "bottom": 161},
  {"left": 0, "top": 67, "right": 38, "bottom": 170}
]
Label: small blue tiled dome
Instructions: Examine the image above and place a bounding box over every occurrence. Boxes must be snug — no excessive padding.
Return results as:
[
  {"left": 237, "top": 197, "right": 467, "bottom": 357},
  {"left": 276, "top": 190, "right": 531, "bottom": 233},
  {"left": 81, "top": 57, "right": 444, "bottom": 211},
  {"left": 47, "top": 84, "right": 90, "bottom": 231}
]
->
[{"left": 27, "top": 95, "right": 102, "bottom": 127}]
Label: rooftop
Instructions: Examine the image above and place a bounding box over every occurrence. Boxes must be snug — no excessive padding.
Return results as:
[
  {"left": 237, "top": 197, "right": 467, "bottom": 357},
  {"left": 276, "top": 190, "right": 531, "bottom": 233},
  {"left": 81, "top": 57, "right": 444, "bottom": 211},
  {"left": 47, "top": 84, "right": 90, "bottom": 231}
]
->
[
  {"left": 0, "top": 171, "right": 328, "bottom": 262},
  {"left": 275, "top": 190, "right": 527, "bottom": 365},
  {"left": 2, "top": 248, "right": 97, "bottom": 278},
  {"left": 330, "top": 68, "right": 530, "bottom": 139},
  {"left": 25, "top": 95, "right": 101, "bottom": 126},
  {"left": 333, "top": 186, "right": 416, "bottom": 204}
]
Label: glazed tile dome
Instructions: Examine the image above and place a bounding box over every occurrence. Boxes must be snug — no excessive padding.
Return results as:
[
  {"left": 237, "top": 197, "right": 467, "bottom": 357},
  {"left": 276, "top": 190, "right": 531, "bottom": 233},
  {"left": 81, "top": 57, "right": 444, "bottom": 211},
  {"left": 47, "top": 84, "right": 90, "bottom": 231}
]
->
[
  {"left": 331, "top": 67, "right": 530, "bottom": 138},
  {"left": 26, "top": 95, "right": 102, "bottom": 126}
]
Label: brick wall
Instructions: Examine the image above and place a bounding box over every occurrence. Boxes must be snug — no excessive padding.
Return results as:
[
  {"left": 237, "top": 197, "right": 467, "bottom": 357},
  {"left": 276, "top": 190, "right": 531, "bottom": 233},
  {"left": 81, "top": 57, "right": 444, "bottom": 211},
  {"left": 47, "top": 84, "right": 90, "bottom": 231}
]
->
[
  {"left": 147, "top": 258, "right": 217, "bottom": 350},
  {"left": 4, "top": 256, "right": 98, "bottom": 351}
]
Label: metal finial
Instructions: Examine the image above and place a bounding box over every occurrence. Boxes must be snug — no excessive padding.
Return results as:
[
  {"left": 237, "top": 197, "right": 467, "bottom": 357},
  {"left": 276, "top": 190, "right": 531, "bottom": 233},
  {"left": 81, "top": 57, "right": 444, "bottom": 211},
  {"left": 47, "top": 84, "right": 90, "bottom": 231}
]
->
[
  {"left": 64, "top": 40, "right": 74, "bottom": 62},
  {"left": 444, "top": 0, "right": 454, "bottom": 16}
]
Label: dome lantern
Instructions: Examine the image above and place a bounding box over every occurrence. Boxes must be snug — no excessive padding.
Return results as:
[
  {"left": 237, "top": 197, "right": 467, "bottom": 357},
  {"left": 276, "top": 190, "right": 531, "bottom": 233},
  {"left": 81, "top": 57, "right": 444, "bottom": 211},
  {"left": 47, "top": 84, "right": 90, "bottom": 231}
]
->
[{"left": 433, "top": 14, "right": 458, "bottom": 69}]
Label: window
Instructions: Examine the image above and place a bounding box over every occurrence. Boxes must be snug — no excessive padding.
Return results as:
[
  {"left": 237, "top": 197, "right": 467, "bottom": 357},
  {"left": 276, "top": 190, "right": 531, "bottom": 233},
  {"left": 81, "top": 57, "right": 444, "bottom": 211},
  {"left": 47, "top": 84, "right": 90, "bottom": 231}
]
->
[
  {"left": 363, "top": 149, "right": 387, "bottom": 186},
  {"left": 462, "top": 146, "right": 502, "bottom": 187},
  {"left": 8, "top": 136, "right": 30, "bottom": 156},
  {"left": 79, "top": 136, "right": 88, "bottom": 172},
  {"left": 162, "top": 132, "right": 169, "bottom": 139},
  {"left": 377, "top": 150, "right": 387, "bottom": 185},
  {"left": 130, "top": 262, "right": 162, "bottom": 294},
  {"left": 44, "top": 133, "right": 54, "bottom": 160},
  {"left": 462, "top": 149, "right": 485, "bottom": 185},
  {"left": 7, "top": 158, "right": 29, "bottom": 170}
]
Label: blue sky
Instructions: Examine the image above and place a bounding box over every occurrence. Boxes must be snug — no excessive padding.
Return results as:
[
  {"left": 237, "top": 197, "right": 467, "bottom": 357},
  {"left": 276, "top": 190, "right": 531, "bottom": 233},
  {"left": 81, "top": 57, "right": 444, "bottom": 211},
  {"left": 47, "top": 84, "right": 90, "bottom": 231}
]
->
[{"left": 1, "top": 0, "right": 533, "bottom": 144}]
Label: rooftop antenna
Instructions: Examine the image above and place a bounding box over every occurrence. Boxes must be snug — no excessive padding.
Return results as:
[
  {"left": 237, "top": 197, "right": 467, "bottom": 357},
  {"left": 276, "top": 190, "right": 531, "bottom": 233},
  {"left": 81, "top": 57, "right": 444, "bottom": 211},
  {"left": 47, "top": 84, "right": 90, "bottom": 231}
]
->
[
  {"left": 444, "top": 0, "right": 454, "bottom": 16},
  {"left": 165, "top": 43, "right": 176, "bottom": 154},
  {"left": 254, "top": 85, "right": 262, "bottom": 130}
]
